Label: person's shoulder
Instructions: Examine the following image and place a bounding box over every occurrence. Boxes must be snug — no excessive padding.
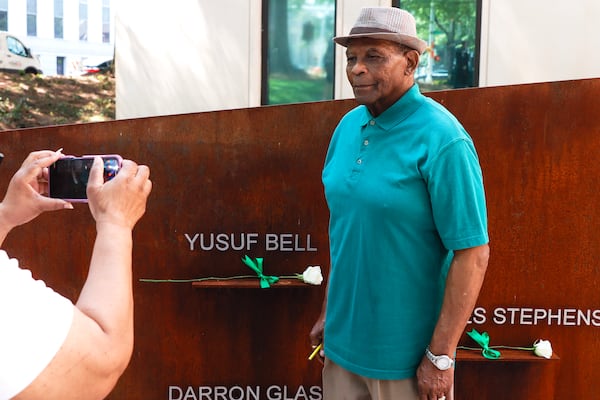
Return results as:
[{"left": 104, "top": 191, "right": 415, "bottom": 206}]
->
[
  {"left": 418, "top": 96, "right": 467, "bottom": 132},
  {"left": 420, "top": 95, "right": 458, "bottom": 120},
  {"left": 340, "top": 104, "right": 367, "bottom": 121},
  {"left": 410, "top": 96, "right": 474, "bottom": 150},
  {"left": 334, "top": 105, "right": 368, "bottom": 132}
]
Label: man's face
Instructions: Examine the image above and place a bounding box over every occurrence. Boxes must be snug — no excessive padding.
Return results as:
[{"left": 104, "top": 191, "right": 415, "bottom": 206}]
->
[{"left": 345, "top": 38, "right": 417, "bottom": 116}]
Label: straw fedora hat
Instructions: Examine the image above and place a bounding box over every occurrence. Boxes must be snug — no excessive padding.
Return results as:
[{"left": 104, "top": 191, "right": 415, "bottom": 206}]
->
[{"left": 334, "top": 7, "right": 427, "bottom": 54}]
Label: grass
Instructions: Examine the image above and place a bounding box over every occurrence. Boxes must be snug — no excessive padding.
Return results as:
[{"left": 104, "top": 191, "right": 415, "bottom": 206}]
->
[
  {"left": 268, "top": 76, "right": 333, "bottom": 105},
  {"left": 0, "top": 71, "right": 115, "bottom": 130}
]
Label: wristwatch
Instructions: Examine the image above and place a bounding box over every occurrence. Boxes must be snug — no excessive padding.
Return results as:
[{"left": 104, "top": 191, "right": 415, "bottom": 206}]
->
[{"left": 425, "top": 347, "right": 455, "bottom": 370}]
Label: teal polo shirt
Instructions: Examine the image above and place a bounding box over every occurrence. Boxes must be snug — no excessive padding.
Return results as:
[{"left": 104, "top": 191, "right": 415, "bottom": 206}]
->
[{"left": 322, "top": 84, "right": 488, "bottom": 380}]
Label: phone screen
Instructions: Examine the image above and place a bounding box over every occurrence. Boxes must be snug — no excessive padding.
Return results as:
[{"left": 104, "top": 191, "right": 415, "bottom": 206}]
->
[{"left": 49, "top": 156, "right": 121, "bottom": 201}]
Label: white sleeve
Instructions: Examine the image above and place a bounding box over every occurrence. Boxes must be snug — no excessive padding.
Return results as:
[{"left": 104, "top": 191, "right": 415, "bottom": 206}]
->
[{"left": 0, "top": 250, "right": 74, "bottom": 400}]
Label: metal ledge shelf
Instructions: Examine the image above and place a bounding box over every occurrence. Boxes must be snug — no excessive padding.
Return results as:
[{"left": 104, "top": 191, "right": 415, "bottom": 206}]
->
[
  {"left": 456, "top": 348, "right": 560, "bottom": 362},
  {"left": 191, "top": 278, "right": 314, "bottom": 289}
]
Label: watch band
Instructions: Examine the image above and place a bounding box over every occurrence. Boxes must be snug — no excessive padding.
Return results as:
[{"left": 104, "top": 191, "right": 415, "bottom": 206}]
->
[{"left": 425, "top": 347, "right": 455, "bottom": 370}]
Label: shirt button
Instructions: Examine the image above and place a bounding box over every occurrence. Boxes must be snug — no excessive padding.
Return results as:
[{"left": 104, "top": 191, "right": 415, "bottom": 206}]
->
[
  {"left": 363, "top": 139, "right": 369, "bottom": 146},
  {"left": 369, "top": 120, "right": 375, "bottom": 126},
  {"left": 357, "top": 159, "right": 362, "bottom": 165}
]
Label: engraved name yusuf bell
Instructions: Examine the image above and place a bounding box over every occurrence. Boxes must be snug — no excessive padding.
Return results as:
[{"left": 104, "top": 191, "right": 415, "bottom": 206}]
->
[{"left": 184, "top": 233, "right": 317, "bottom": 252}]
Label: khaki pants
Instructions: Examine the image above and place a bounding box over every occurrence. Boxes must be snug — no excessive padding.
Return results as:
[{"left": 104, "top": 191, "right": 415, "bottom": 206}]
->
[{"left": 322, "top": 358, "right": 419, "bottom": 400}]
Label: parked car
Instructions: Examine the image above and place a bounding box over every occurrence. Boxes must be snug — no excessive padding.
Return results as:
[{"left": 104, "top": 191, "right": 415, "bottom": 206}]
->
[
  {"left": 81, "top": 59, "right": 113, "bottom": 75},
  {"left": 0, "top": 32, "right": 42, "bottom": 74}
]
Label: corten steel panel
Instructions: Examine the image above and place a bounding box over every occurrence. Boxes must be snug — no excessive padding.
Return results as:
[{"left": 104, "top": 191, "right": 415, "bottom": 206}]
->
[{"left": 0, "top": 78, "right": 598, "bottom": 399}]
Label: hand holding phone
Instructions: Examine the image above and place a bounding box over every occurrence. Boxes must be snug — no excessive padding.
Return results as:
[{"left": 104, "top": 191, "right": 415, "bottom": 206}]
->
[
  {"left": 87, "top": 157, "right": 152, "bottom": 231},
  {"left": 49, "top": 155, "right": 122, "bottom": 202}
]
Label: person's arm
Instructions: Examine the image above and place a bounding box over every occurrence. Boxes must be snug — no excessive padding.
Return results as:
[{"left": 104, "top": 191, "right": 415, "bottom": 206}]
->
[
  {"left": 0, "top": 150, "right": 72, "bottom": 246},
  {"left": 416, "top": 244, "right": 489, "bottom": 400},
  {"left": 14, "top": 157, "right": 152, "bottom": 400}
]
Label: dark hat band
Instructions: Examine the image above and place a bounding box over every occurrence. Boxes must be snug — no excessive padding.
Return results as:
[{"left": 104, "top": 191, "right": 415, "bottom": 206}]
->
[{"left": 349, "top": 26, "right": 396, "bottom": 35}]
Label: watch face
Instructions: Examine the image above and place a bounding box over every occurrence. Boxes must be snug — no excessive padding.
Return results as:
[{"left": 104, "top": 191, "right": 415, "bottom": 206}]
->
[{"left": 436, "top": 356, "right": 452, "bottom": 370}]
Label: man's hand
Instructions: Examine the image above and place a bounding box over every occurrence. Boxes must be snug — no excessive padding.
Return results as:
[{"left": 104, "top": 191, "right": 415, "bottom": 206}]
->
[
  {"left": 416, "top": 356, "right": 453, "bottom": 400},
  {"left": 309, "top": 316, "right": 326, "bottom": 363}
]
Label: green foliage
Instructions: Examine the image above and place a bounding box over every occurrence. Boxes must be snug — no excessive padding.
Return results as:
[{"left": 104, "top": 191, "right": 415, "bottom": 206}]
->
[
  {"left": 401, "top": 0, "right": 478, "bottom": 47},
  {"left": 401, "top": 0, "right": 478, "bottom": 89}
]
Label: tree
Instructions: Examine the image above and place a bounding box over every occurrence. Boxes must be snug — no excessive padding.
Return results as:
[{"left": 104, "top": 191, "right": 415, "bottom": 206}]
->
[
  {"left": 268, "top": 0, "right": 295, "bottom": 75},
  {"left": 400, "top": 0, "right": 478, "bottom": 86}
]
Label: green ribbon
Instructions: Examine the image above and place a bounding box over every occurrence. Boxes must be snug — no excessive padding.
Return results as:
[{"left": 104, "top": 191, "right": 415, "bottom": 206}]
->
[
  {"left": 241, "top": 255, "right": 279, "bottom": 288},
  {"left": 466, "top": 329, "right": 501, "bottom": 359}
]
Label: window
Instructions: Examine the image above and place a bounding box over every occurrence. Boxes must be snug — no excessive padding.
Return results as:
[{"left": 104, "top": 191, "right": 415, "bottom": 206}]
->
[
  {"left": 397, "top": 0, "right": 481, "bottom": 91},
  {"left": 54, "top": 0, "right": 64, "bottom": 38},
  {"left": 102, "top": 0, "right": 110, "bottom": 43},
  {"left": 57, "top": 56, "right": 65, "bottom": 75},
  {"left": 27, "top": 0, "right": 37, "bottom": 36},
  {"left": 0, "top": 0, "right": 7, "bottom": 31},
  {"left": 79, "top": 0, "right": 88, "bottom": 41},
  {"left": 262, "top": 0, "right": 336, "bottom": 105},
  {"left": 7, "top": 36, "right": 29, "bottom": 57}
]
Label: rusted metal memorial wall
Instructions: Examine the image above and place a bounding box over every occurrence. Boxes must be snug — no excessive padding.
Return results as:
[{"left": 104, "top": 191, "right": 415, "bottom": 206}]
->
[{"left": 1, "top": 78, "right": 599, "bottom": 399}]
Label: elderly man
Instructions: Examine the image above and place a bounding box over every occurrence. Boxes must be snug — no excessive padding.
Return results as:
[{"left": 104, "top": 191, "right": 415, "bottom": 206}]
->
[{"left": 310, "top": 7, "right": 489, "bottom": 400}]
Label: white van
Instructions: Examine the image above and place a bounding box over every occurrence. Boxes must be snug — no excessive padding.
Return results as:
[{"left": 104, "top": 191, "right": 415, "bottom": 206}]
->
[{"left": 0, "top": 32, "right": 42, "bottom": 74}]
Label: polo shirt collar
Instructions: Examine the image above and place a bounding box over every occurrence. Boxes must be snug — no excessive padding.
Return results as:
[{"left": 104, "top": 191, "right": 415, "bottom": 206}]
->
[{"left": 359, "top": 84, "right": 424, "bottom": 130}]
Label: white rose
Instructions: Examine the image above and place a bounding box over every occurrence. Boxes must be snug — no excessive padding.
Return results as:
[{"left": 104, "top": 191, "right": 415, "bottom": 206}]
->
[
  {"left": 302, "top": 266, "right": 323, "bottom": 285},
  {"left": 533, "top": 339, "right": 553, "bottom": 359}
]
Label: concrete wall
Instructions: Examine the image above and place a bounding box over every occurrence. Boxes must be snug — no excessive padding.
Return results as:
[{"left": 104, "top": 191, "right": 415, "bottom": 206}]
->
[
  {"left": 115, "top": 0, "right": 600, "bottom": 119},
  {"left": 115, "top": 0, "right": 261, "bottom": 119},
  {"left": 479, "top": 0, "right": 600, "bottom": 86}
]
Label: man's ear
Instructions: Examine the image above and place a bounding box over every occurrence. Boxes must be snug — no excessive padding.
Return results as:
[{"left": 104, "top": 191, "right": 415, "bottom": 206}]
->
[{"left": 405, "top": 50, "right": 420, "bottom": 75}]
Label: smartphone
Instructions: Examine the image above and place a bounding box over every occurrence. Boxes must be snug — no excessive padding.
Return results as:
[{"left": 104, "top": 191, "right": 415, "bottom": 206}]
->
[{"left": 49, "top": 155, "right": 122, "bottom": 202}]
